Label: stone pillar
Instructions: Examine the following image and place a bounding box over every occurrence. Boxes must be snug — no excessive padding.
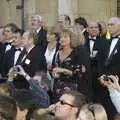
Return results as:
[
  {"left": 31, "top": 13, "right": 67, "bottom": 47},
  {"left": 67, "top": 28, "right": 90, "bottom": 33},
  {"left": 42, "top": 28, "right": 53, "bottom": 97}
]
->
[{"left": 58, "top": 0, "right": 75, "bottom": 23}]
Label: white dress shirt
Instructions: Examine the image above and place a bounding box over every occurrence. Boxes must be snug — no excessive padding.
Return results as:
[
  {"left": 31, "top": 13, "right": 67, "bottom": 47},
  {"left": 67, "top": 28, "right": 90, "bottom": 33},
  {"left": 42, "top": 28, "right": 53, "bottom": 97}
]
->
[
  {"left": 89, "top": 36, "right": 96, "bottom": 57},
  {"left": 109, "top": 90, "right": 120, "bottom": 113},
  {"left": 5, "top": 44, "right": 12, "bottom": 52},
  {"left": 14, "top": 49, "right": 21, "bottom": 65},
  {"left": 45, "top": 47, "right": 56, "bottom": 65},
  {"left": 108, "top": 38, "right": 119, "bottom": 57}
]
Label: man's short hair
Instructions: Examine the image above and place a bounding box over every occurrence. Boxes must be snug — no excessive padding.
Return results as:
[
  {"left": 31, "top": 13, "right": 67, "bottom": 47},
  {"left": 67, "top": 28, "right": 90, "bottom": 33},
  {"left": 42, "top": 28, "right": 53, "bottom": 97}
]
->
[
  {"left": 14, "top": 29, "right": 24, "bottom": 36},
  {"left": 74, "top": 17, "right": 88, "bottom": 28},
  {"left": 64, "top": 90, "right": 87, "bottom": 109},
  {"left": 32, "top": 14, "right": 43, "bottom": 23},
  {"left": 4, "top": 23, "right": 18, "bottom": 33}
]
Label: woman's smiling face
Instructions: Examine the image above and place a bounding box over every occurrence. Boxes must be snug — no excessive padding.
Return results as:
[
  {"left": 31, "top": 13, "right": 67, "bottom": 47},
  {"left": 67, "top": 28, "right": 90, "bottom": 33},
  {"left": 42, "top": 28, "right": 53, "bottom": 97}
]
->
[{"left": 60, "top": 32, "right": 71, "bottom": 47}]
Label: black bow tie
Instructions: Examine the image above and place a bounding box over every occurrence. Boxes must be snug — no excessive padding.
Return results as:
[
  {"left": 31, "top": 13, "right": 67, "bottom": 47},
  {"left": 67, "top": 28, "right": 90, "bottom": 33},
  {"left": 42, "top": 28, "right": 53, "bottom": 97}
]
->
[
  {"left": 15, "top": 48, "right": 21, "bottom": 51},
  {"left": 5, "top": 42, "right": 12, "bottom": 46},
  {"left": 111, "top": 36, "right": 120, "bottom": 39},
  {"left": 89, "top": 39, "right": 96, "bottom": 42}
]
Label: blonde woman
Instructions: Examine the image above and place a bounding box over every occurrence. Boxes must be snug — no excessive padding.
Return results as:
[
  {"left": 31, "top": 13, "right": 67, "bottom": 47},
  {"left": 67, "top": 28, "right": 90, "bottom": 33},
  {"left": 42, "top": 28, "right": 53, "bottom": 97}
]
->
[
  {"left": 78, "top": 103, "right": 108, "bottom": 120},
  {"left": 45, "top": 27, "right": 60, "bottom": 69},
  {"left": 52, "top": 29, "right": 92, "bottom": 102}
]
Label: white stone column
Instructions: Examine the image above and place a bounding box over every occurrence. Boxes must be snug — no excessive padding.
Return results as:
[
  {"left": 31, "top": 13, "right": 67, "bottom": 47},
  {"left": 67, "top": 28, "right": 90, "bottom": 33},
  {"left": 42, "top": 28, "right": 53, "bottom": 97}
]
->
[
  {"left": 58, "top": 0, "right": 73, "bottom": 23},
  {"left": 24, "top": 0, "right": 36, "bottom": 30}
]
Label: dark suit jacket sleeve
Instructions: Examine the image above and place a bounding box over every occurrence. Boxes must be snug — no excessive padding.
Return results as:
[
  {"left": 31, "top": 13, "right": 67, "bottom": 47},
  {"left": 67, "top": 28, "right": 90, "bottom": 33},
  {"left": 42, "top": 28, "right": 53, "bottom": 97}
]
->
[
  {"left": 1, "top": 50, "right": 14, "bottom": 77},
  {"left": 76, "top": 46, "right": 93, "bottom": 101}
]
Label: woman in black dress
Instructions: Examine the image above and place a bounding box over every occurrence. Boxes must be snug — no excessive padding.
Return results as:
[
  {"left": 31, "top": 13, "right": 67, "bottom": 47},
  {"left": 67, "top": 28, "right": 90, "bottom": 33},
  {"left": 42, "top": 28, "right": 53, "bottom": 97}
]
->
[{"left": 52, "top": 29, "right": 92, "bottom": 102}]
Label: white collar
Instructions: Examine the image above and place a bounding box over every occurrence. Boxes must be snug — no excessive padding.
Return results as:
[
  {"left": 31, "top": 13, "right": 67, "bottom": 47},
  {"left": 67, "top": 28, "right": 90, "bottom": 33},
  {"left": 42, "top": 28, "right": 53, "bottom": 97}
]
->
[
  {"left": 82, "top": 28, "right": 86, "bottom": 33},
  {"left": 36, "top": 27, "right": 41, "bottom": 33},
  {"left": 27, "top": 45, "right": 35, "bottom": 54}
]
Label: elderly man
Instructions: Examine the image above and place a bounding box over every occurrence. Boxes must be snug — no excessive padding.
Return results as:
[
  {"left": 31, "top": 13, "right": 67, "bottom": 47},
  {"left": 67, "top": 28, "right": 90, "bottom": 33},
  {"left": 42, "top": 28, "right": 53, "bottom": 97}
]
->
[
  {"left": 97, "top": 17, "right": 120, "bottom": 120},
  {"left": 30, "top": 14, "right": 48, "bottom": 54}
]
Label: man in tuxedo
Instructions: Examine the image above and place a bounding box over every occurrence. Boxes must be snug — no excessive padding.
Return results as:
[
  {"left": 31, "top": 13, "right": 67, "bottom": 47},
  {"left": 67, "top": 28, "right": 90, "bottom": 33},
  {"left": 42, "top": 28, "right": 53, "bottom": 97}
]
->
[
  {"left": 12, "top": 31, "right": 47, "bottom": 89},
  {"left": 20, "top": 31, "right": 47, "bottom": 77},
  {"left": 30, "top": 14, "right": 48, "bottom": 54},
  {"left": 97, "top": 17, "right": 120, "bottom": 120},
  {"left": 0, "top": 23, "right": 18, "bottom": 76},
  {"left": 1, "top": 29, "right": 23, "bottom": 77},
  {"left": 85, "top": 20, "right": 100, "bottom": 78},
  {"left": 85, "top": 20, "right": 100, "bottom": 57},
  {"left": 85, "top": 20, "right": 106, "bottom": 103},
  {"left": 11, "top": 31, "right": 47, "bottom": 108}
]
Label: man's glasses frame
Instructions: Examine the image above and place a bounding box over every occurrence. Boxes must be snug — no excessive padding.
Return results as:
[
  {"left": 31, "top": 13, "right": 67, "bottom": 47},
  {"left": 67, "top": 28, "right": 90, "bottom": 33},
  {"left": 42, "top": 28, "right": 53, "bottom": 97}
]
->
[{"left": 59, "top": 100, "right": 76, "bottom": 107}]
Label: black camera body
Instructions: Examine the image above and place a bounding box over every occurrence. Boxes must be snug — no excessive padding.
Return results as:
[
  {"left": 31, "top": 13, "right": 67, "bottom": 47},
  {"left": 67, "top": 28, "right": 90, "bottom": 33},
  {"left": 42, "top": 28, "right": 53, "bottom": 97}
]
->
[
  {"left": 13, "top": 66, "right": 20, "bottom": 72},
  {"left": 103, "top": 75, "right": 113, "bottom": 83}
]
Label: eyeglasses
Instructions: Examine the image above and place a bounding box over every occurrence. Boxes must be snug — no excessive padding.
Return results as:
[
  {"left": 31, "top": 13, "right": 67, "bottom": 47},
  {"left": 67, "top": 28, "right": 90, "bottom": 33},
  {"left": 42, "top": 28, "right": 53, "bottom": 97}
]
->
[{"left": 59, "top": 100, "right": 75, "bottom": 107}]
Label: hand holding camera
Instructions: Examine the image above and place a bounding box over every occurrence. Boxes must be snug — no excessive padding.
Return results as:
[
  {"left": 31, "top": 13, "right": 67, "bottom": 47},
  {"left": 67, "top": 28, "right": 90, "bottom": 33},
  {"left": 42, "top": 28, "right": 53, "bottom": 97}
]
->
[
  {"left": 99, "top": 74, "right": 120, "bottom": 92},
  {"left": 8, "top": 65, "right": 27, "bottom": 82}
]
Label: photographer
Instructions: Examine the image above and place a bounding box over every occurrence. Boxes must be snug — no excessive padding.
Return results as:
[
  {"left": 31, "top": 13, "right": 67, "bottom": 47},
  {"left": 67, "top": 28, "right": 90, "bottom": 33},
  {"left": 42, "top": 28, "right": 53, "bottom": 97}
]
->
[
  {"left": 99, "top": 75, "right": 120, "bottom": 113},
  {"left": 8, "top": 65, "right": 50, "bottom": 110}
]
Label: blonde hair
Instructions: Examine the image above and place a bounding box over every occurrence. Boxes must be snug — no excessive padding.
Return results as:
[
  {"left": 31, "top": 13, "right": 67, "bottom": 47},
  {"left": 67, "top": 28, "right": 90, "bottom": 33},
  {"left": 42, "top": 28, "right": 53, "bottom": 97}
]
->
[
  {"left": 60, "top": 28, "right": 85, "bottom": 49},
  {"left": 79, "top": 103, "right": 108, "bottom": 120}
]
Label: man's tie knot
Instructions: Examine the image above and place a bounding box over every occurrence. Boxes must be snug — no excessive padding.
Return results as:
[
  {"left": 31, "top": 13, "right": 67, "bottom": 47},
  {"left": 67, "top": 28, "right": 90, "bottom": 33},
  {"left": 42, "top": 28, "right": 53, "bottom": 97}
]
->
[
  {"left": 5, "top": 42, "right": 12, "bottom": 46},
  {"left": 15, "top": 48, "right": 21, "bottom": 51},
  {"left": 89, "top": 38, "right": 96, "bottom": 42},
  {"left": 111, "top": 36, "right": 119, "bottom": 39}
]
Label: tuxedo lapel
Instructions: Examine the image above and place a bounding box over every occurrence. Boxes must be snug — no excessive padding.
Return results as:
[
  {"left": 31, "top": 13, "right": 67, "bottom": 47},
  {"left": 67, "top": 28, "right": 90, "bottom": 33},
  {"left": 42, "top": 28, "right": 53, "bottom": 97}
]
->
[
  {"left": 10, "top": 48, "right": 16, "bottom": 66},
  {"left": 105, "top": 39, "right": 112, "bottom": 58},
  {"left": 16, "top": 49, "right": 26, "bottom": 65},
  {"left": 85, "top": 39, "right": 90, "bottom": 54},
  {"left": 105, "top": 39, "right": 119, "bottom": 66}
]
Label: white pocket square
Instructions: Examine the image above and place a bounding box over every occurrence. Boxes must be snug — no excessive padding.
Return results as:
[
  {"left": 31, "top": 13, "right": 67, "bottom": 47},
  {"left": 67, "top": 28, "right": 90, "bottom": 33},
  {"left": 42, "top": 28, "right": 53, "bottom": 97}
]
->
[
  {"left": 114, "top": 49, "right": 118, "bottom": 55},
  {"left": 25, "top": 59, "right": 30, "bottom": 65}
]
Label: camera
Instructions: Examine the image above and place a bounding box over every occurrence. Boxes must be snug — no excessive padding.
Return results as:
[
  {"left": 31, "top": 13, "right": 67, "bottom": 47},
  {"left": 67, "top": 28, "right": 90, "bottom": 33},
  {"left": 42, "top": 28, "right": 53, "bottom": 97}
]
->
[
  {"left": 103, "top": 75, "right": 113, "bottom": 83},
  {"left": 13, "top": 66, "right": 20, "bottom": 72},
  {"left": 103, "top": 76, "right": 109, "bottom": 81}
]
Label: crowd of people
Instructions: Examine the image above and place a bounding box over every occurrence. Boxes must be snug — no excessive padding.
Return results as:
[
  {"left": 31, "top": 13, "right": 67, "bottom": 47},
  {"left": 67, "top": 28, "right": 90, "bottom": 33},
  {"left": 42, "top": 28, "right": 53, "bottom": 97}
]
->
[{"left": 0, "top": 14, "right": 120, "bottom": 120}]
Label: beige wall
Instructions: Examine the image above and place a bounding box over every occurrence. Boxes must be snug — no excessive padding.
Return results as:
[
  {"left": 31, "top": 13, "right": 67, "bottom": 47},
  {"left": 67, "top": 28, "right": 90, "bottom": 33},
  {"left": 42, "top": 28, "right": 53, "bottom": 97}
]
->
[
  {"left": 0, "top": 0, "right": 21, "bottom": 27},
  {"left": 0, "top": 0, "right": 118, "bottom": 28},
  {"left": 77, "top": 0, "right": 117, "bottom": 22}
]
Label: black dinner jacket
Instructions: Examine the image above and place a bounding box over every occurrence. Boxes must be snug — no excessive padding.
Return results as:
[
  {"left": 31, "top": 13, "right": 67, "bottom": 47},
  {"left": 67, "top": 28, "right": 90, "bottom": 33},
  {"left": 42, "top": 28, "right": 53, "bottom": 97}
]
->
[
  {"left": 103, "top": 38, "right": 120, "bottom": 76},
  {"left": 1, "top": 46, "right": 16, "bottom": 77},
  {"left": 21, "top": 45, "right": 47, "bottom": 77},
  {"left": 36, "top": 27, "right": 48, "bottom": 54}
]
